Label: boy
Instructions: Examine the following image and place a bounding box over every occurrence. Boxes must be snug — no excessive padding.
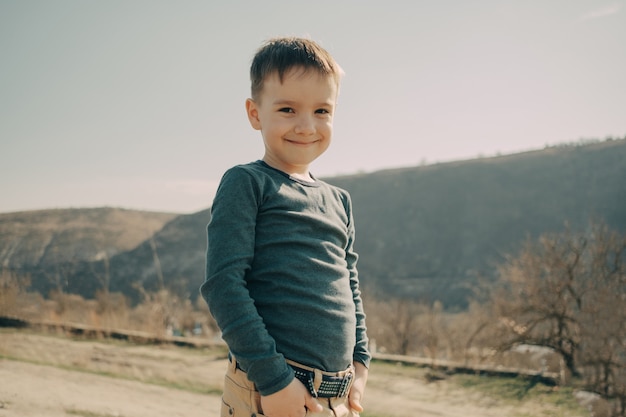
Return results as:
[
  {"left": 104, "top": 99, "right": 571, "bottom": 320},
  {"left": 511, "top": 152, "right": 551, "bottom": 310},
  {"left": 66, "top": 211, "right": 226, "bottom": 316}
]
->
[{"left": 201, "top": 37, "right": 370, "bottom": 417}]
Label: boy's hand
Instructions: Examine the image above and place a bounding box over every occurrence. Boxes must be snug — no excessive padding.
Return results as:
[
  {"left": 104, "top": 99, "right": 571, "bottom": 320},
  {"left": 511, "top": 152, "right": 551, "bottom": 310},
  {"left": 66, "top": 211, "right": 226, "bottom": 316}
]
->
[
  {"left": 260, "top": 378, "right": 323, "bottom": 417},
  {"left": 348, "top": 361, "right": 369, "bottom": 412}
]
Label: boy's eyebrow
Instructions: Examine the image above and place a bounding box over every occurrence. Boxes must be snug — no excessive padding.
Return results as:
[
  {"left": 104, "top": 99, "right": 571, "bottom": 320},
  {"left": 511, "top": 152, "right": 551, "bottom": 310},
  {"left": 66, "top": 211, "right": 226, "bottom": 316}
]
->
[
  {"left": 272, "top": 99, "right": 334, "bottom": 107},
  {"left": 272, "top": 99, "right": 297, "bottom": 107}
]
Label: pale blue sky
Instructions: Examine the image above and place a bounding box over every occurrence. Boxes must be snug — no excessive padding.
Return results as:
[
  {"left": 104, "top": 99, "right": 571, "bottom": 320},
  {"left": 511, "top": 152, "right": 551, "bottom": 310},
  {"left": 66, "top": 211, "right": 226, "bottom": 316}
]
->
[{"left": 1, "top": 1, "right": 625, "bottom": 213}]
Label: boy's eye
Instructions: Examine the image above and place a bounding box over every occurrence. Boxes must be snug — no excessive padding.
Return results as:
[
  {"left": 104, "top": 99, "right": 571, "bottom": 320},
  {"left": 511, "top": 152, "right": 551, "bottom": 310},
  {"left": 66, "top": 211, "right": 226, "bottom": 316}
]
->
[
  {"left": 315, "top": 109, "right": 330, "bottom": 114},
  {"left": 278, "top": 107, "right": 294, "bottom": 113}
]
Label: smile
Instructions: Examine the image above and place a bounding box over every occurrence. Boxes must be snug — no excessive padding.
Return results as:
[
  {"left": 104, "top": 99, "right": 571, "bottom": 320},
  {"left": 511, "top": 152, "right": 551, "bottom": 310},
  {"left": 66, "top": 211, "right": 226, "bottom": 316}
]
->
[{"left": 286, "top": 139, "right": 319, "bottom": 146}]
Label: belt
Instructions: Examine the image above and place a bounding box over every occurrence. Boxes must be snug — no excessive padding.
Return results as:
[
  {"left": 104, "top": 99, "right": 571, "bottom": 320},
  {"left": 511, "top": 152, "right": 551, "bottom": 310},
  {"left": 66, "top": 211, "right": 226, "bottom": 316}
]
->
[
  {"left": 229, "top": 355, "right": 354, "bottom": 398},
  {"left": 286, "top": 359, "right": 354, "bottom": 398}
]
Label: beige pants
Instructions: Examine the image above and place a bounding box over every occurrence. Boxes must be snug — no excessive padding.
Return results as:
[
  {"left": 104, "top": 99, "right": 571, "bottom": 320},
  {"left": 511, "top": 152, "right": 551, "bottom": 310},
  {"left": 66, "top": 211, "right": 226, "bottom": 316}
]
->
[{"left": 221, "top": 358, "right": 358, "bottom": 417}]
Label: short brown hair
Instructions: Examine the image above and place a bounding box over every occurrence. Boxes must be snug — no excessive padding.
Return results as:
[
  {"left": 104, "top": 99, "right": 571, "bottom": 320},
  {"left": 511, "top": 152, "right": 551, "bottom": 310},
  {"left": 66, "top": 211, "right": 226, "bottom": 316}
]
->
[{"left": 250, "top": 37, "right": 342, "bottom": 101}]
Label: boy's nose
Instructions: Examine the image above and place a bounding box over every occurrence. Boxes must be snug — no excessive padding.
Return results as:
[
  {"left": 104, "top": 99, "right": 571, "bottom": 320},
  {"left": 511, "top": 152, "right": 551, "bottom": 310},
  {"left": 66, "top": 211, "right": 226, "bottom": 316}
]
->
[{"left": 294, "top": 115, "right": 315, "bottom": 135}]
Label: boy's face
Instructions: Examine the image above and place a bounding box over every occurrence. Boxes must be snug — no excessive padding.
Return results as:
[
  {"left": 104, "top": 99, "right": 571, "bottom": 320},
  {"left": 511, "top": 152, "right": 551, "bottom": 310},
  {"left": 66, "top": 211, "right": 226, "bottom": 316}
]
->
[{"left": 245, "top": 67, "right": 338, "bottom": 178}]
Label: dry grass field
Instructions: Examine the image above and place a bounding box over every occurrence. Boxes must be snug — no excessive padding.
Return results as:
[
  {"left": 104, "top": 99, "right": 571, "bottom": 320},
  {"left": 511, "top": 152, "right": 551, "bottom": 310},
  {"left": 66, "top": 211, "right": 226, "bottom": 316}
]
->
[{"left": 0, "top": 329, "right": 588, "bottom": 417}]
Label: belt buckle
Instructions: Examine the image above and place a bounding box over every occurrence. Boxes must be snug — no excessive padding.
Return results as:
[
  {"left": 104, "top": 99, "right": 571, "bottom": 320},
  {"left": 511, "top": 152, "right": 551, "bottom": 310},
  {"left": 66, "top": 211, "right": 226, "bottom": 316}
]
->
[
  {"left": 299, "top": 371, "right": 318, "bottom": 398},
  {"left": 337, "top": 369, "right": 354, "bottom": 397}
]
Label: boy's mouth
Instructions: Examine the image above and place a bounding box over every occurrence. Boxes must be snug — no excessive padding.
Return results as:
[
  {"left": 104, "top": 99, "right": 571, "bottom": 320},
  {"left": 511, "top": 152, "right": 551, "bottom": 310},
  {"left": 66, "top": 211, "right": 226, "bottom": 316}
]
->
[{"left": 286, "top": 138, "right": 319, "bottom": 146}]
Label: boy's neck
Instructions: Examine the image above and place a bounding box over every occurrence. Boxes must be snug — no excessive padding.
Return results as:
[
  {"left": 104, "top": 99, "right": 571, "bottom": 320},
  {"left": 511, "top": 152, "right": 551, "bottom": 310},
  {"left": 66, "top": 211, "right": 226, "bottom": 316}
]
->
[
  {"left": 290, "top": 172, "right": 315, "bottom": 183},
  {"left": 262, "top": 157, "right": 314, "bottom": 183}
]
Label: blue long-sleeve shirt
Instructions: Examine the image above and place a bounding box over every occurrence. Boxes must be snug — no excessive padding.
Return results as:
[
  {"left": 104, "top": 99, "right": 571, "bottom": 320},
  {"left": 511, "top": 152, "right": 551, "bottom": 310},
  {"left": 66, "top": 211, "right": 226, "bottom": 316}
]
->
[{"left": 200, "top": 160, "right": 370, "bottom": 395}]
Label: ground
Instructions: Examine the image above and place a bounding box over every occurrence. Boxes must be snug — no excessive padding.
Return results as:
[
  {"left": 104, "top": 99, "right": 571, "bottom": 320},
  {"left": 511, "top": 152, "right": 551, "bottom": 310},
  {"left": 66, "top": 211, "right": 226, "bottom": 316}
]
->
[{"left": 0, "top": 330, "right": 586, "bottom": 417}]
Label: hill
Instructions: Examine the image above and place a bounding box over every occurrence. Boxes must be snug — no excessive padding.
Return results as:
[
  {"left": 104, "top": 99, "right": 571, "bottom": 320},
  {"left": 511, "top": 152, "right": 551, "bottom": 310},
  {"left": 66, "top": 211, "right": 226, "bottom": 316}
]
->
[
  {"left": 67, "top": 209, "right": 211, "bottom": 301},
  {"left": 3, "top": 139, "right": 625, "bottom": 308},
  {"left": 0, "top": 207, "right": 178, "bottom": 293},
  {"left": 330, "top": 139, "right": 626, "bottom": 305}
]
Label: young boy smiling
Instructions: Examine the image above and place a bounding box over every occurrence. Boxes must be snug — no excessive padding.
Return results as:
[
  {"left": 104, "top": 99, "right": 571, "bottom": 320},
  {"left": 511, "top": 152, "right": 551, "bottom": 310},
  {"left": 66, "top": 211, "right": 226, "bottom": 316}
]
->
[{"left": 201, "top": 37, "right": 370, "bottom": 417}]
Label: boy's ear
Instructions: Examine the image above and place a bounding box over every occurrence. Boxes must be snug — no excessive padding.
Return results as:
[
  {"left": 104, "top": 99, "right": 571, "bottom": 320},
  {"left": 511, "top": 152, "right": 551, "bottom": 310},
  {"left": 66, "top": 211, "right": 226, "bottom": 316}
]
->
[{"left": 245, "top": 98, "right": 261, "bottom": 130}]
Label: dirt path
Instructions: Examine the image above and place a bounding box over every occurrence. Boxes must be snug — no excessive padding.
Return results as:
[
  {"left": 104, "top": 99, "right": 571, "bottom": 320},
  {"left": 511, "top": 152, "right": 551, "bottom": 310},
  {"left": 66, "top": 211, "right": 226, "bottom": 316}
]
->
[
  {"left": 0, "top": 360, "right": 219, "bottom": 417},
  {"left": 0, "top": 330, "right": 586, "bottom": 417}
]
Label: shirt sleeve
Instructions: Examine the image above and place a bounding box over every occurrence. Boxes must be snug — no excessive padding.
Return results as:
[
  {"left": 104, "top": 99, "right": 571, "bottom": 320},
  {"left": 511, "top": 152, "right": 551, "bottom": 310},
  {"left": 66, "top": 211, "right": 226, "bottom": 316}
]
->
[
  {"left": 343, "top": 192, "right": 372, "bottom": 368},
  {"left": 200, "top": 167, "right": 294, "bottom": 395}
]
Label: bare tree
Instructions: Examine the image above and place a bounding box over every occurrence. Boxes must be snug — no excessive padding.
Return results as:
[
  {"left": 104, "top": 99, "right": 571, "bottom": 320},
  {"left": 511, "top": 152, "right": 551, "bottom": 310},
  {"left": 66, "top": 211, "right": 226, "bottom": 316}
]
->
[
  {"left": 0, "top": 269, "right": 30, "bottom": 316},
  {"left": 416, "top": 300, "right": 445, "bottom": 364},
  {"left": 489, "top": 221, "right": 626, "bottom": 415},
  {"left": 365, "top": 296, "right": 421, "bottom": 355},
  {"left": 491, "top": 227, "right": 589, "bottom": 377},
  {"left": 577, "top": 224, "right": 626, "bottom": 416}
]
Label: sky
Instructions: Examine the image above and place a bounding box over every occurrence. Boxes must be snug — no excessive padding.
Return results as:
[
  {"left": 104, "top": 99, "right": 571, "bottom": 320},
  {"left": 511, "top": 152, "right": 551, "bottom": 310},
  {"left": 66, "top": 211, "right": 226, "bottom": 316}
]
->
[{"left": 1, "top": 1, "right": 625, "bottom": 214}]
